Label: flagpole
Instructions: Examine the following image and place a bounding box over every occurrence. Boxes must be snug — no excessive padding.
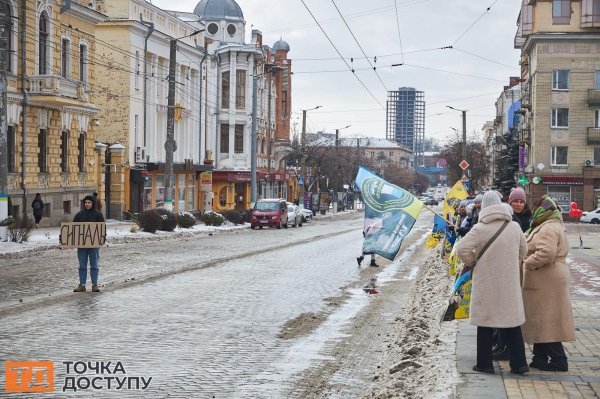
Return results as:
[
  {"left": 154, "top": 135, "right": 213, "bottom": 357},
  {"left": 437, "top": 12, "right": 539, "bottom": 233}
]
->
[{"left": 421, "top": 205, "right": 456, "bottom": 228}]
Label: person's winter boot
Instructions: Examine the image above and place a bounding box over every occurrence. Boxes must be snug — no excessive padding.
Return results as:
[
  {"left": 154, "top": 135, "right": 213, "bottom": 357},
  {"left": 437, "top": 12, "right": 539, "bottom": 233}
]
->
[
  {"left": 370, "top": 259, "right": 379, "bottom": 267},
  {"left": 92, "top": 284, "right": 100, "bottom": 292},
  {"left": 356, "top": 255, "right": 364, "bottom": 266},
  {"left": 73, "top": 284, "right": 86, "bottom": 292}
]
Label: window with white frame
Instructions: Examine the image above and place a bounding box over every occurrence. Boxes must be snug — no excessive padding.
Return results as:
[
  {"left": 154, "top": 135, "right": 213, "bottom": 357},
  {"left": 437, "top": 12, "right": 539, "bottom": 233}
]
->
[
  {"left": 551, "top": 108, "right": 569, "bottom": 128},
  {"left": 594, "top": 147, "right": 600, "bottom": 165},
  {"left": 61, "top": 37, "right": 71, "bottom": 79},
  {"left": 0, "top": 2, "right": 12, "bottom": 72},
  {"left": 552, "top": 0, "right": 571, "bottom": 24},
  {"left": 552, "top": 70, "right": 569, "bottom": 90},
  {"left": 551, "top": 146, "right": 568, "bottom": 166},
  {"left": 79, "top": 43, "right": 88, "bottom": 83},
  {"left": 38, "top": 11, "right": 49, "bottom": 74}
]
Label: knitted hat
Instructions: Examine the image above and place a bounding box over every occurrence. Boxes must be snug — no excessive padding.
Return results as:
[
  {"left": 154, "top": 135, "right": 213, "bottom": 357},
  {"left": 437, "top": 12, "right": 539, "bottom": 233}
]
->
[
  {"left": 508, "top": 187, "right": 526, "bottom": 204},
  {"left": 474, "top": 194, "right": 484, "bottom": 203},
  {"left": 459, "top": 200, "right": 468, "bottom": 208},
  {"left": 481, "top": 191, "right": 501, "bottom": 209}
]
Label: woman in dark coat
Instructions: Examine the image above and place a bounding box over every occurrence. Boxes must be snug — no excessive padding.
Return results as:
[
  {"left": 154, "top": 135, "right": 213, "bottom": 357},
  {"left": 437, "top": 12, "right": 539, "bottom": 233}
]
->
[
  {"left": 31, "top": 193, "right": 44, "bottom": 227},
  {"left": 509, "top": 188, "right": 532, "bottom": 233}
]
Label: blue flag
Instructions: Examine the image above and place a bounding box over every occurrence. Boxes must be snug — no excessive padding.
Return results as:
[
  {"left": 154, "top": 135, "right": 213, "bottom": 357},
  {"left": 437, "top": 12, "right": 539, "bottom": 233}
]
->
[{"left": 355, "top": 167, "right": 424, "bottom": 260}]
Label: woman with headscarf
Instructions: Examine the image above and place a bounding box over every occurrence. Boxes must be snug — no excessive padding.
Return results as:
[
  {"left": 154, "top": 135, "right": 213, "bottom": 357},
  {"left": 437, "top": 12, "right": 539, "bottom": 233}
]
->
[
  {"left": 522, "top": 195, "right": 575, "bottom": 371},
  {"left": 456, "top": 191, "right": 529, "bottom": 374}
]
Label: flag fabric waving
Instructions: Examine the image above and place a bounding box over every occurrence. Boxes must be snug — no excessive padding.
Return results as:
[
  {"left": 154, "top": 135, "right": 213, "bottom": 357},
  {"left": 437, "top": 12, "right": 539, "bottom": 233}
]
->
[
  {"left": 355, "top": 167, "right": 423, "bottom": 261},
  {"left": 443, "top": 180, "right": 468, "bottom": 222},
  {"left": 425, "top": 215, "right": 446, "bottom": 249}
]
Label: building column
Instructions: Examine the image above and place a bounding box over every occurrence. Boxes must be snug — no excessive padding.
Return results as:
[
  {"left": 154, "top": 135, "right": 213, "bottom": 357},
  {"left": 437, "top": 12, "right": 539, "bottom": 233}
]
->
[{"left": 108, "top": 143, "right": 126, "bottom": 220}]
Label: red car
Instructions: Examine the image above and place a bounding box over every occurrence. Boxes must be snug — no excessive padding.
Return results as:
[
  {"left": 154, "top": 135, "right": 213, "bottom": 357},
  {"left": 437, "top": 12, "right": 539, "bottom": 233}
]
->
[{"left": 250, "top": 199, "right": 288, "bottom": 229}]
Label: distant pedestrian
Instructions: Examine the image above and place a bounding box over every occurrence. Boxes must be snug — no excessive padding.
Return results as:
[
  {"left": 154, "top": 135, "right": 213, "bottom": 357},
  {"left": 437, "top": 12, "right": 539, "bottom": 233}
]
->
[
  {"left": 522, "top": 195, "right": 575, "bottom": 372},
  {"left": 509, "top": 188, "right": 532, "bottom": 233},
  {"left": 73, "top": 195, "right": 105, "bottom": 293},
  {"left": 456, "top": 191, "right": 529, "bottom": 375},
  {"left": 31, "top": 193, "right": 44, "bottom": 227}
]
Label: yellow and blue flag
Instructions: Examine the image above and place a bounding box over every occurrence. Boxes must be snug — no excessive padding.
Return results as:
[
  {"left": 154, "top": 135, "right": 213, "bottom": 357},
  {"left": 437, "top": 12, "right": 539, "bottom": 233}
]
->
[
  {"left": 443, "top": 180, "right": 468, "bottom": 222},
  {"left": 355, "top": 167, "right": 423, "bottom": 261},
  {"left": 425, "top": 215, "right": 446, "bottom": 249}
]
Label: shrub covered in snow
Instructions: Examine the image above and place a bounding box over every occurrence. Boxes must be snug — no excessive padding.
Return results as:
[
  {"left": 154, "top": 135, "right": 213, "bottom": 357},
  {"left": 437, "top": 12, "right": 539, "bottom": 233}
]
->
[
  {"left": 177, "top": 212, "right": 197, "bottom": 228},
  {"left": 200, "top": 212, "right": 224, "bottom": 226},
  {"left": 7, "top": 217, "right": 35, "bottom": 243},
  {"left": 137, "top": 209, "right": 163, "bottom": 233},
  {"left": 221, "top": 210, "right": 250, "bottom": 225},
  {"left": 153, "top": 208, "right": 177, "bottom": 231}
]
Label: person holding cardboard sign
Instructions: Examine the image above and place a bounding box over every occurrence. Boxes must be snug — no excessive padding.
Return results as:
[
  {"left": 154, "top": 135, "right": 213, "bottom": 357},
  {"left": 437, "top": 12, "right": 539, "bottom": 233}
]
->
[{"left": 73, "top": 196, "right": 105, "bottom": 293}]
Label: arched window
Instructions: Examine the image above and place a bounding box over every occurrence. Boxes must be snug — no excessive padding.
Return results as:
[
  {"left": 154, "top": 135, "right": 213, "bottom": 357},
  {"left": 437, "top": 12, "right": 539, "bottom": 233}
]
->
[
  {"left": 0, "top": 2, "right": 12, "bottom": 71},
  {"left": 261, "top": 138, "right": 265, "bottom": 155},
  {"left": 38, "top": 11, "right": 49, "bottom": 74}
]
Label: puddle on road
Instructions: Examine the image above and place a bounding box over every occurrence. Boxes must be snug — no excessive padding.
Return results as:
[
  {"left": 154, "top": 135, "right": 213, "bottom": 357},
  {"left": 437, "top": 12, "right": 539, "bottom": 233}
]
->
[{"left": 250, "top": 230, "right": 430, "bottom": 395}]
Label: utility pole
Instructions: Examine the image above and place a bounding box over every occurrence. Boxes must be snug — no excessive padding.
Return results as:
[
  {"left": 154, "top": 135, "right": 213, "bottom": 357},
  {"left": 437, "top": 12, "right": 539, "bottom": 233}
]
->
[
  {"left": 299, "top": 105, "right": 321, "bottom": 209},
  {"left": 0, "top": 45, "right": 8, "bottom": 241},
  {"left": 447, "top": 105, "right": 468, "bottom": 175},
  {"left": 20, "top": 1, "right": 27, "bottom": 221},
  {"left": 250, "top": 73, "right": 258, "bottom": 205},
  {"left": 164, "top": 39, "right": 177, "bottom": 211}
]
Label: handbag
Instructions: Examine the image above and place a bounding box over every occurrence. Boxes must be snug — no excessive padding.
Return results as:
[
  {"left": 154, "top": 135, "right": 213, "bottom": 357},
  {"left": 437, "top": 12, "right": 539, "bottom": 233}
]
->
[{"left": 461, "top": 220, "right": 509, "bottom": 275}]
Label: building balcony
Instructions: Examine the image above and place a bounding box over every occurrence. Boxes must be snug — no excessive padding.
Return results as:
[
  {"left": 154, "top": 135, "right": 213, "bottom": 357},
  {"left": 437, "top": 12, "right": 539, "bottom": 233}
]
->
[
  {"left": 588, "top": 89, "right": 600, "bottom": 106},
  {"left": 521, "top": 92, "right": 531, "bottom": 110},
  {"left": 521, "top": 128, "right": 531, "bottom": 144},
  {"left": 588, "top": 127, "right": 600, "bottom": 145},
  {"left": 581, "top": 0, "right": 600, "bottom": 27},
  {"left": 27, "top": 75, "right": 90, "bottom": 106}
]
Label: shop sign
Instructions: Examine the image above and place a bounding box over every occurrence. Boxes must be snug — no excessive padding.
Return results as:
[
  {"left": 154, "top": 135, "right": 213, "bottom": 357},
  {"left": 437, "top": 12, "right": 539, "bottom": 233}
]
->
[
  {"left": 229, "top": 172, "right": 251, "bottom": 182},
  {"left": 542, "top": 176, "right": 583, "bottom": 186},
  {"left": 200, "top": 172, "right": 213, "bottom": 192}
]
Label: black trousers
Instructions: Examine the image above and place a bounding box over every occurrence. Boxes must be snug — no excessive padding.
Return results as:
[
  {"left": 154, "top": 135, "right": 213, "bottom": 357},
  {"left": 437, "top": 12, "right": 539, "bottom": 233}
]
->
[
  {"left": 477, "top": 326, "right": 527, "bottom": 370},
  {"left": 532, "top": 342, "right": 567, "bottom": 367}
]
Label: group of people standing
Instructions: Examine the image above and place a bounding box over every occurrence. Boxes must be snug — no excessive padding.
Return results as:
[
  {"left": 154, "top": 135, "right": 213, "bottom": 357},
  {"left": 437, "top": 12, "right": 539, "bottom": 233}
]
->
[{"left": 455, "top": 188, "right": 575, "bottom": 374}]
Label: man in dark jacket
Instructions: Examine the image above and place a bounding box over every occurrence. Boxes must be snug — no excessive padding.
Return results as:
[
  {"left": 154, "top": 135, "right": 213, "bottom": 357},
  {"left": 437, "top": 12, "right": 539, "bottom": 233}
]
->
[{"left": 73, "top": 195, "right": 105, "bottom": 293}]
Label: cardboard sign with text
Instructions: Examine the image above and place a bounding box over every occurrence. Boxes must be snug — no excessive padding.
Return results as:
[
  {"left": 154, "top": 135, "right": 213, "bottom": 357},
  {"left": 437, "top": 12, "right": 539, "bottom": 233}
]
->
[{"left": 59, "top": 222, "right": 107, "bottom": 248}]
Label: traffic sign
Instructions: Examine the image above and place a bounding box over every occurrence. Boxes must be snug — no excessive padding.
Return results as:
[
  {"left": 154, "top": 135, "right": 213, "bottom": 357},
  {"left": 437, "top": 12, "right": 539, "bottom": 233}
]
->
[
  {"left": 298, "top": 177, "right": 305, "bottom": 186},
  {"left": 459, "top": 160, "right": 469, "bottom": 170}
]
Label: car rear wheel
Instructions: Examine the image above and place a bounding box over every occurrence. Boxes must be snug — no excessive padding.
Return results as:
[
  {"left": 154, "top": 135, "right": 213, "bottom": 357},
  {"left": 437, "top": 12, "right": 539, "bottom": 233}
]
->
[
  {"left": 251, "top": 225, "right": 256, "bottom": 230},
  {"left": 592, "top": 218, "right": 600, "bottom": 225}
]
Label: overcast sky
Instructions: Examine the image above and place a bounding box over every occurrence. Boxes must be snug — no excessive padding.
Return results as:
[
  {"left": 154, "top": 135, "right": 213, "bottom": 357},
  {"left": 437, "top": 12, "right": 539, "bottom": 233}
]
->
[{"left": 152, "top": 0, "right": 522, "bottom": 143}]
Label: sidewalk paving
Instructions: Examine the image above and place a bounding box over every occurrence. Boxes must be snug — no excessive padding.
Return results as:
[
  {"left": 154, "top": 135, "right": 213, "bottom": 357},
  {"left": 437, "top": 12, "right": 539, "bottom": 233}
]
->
[{"left": 455, "top": 224, "right": 600, "bottom": 399}]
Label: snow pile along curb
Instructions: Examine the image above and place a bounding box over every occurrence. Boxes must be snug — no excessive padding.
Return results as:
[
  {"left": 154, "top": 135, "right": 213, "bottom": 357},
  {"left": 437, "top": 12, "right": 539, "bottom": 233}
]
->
[{"left": 368, "top": 250, "right": 459, "bottom": 399}]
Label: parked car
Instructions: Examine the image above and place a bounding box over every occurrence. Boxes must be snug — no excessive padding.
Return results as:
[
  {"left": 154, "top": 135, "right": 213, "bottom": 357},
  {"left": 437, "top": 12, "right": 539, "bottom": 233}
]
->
[
  {"left": 250, "top": 199, "right": 288, "bottom": 229},
  {"left": 300, "top": 208, "right": 313, "bottom": 222},
  {"left": 425, "top": 198, "right": 439, "bottom": 206},
  {"left": 581, "top": 208, "right": 600, "bottom": 224},
  {"left": 287, "top": 204, "right": 303, "bottom": 227}
]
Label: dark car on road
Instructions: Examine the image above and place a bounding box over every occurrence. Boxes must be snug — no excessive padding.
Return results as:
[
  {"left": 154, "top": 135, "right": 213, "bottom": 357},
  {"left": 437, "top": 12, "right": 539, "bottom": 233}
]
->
[{"left": 250, "top": 199, "right": 288, "bottom": 229}]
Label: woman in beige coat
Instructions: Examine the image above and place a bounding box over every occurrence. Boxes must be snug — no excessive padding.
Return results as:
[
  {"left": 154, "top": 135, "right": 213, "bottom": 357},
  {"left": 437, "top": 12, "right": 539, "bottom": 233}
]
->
[
  {"left": 522, "top": 195, "right": 575, "bottom": 372},
  {"left": 456, "top": 192, "right": 529, "bottom": 374}
]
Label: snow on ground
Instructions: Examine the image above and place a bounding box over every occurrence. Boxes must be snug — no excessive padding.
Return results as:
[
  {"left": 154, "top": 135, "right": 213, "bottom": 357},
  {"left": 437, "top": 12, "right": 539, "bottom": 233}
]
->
[
  {"left": 0, "top": 220, "right": 249, "bottom": 258},
  {"left": 0, "top": 210, "right": 358, "bottom": 258}
]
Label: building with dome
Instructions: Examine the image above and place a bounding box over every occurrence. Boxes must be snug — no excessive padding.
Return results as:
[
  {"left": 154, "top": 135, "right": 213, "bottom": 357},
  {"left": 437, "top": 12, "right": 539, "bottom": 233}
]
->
[{"left": 170, "top": 0, "right": 294, "bottom": 211}]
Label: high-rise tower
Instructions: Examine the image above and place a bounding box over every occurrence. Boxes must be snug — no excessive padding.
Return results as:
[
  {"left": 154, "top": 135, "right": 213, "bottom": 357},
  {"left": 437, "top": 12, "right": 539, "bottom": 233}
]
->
[{"left": 386, "top": 87, "right": 425, "bottom": 167}]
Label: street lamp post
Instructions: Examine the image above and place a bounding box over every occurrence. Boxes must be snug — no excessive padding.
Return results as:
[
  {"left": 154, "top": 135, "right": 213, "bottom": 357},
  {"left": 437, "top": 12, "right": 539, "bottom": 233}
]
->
[
  {"left": 333, "top": 125, "right": 350, "bottom": 214},
  {"left": 447, "top": 105, "right": 468, "bottom": 172},
  {"left": 299, "top": 105, "right": 322, "bottom": 209}
]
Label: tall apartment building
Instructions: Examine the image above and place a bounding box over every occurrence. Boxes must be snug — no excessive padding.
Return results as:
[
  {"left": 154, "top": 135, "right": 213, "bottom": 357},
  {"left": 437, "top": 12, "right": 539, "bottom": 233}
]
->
[
  {"left": 515, "top": 0, "right": 600, "bottom": 211},
  {"left": 386, "top": 87, "right": 425, "bottom": 167}
]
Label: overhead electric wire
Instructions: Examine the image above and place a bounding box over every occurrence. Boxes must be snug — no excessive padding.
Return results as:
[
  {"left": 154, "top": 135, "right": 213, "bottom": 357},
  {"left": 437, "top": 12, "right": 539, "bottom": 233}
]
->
[
  {"left": 393, "top": 0, "right": 405, "bottom": 63},
  {"left": 453, "top": 0, "right": 500, "bottom": 46},
  {"left": 299, "top": 0, "right": 385, "bottom": 109},
  {"left": 453, "top": 47, "right": 515, "bottom": 69},
  {"left": 329, "top": 0, "right": 388, "bottom": 91}
]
